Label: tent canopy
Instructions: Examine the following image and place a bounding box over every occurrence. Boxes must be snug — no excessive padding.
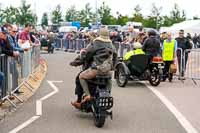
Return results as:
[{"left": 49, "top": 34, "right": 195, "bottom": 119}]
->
[{"left": 160, "top": 20, "right": 200, "bottom": 37}]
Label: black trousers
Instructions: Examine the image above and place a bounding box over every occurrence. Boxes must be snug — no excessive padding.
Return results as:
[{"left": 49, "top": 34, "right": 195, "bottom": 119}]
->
[{"left": 163, "top": 61, "right": 173, "bottom": 78}]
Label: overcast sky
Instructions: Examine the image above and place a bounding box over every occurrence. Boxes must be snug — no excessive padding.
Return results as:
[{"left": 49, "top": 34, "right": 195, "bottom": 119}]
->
[{"left": 0, "top": 0, "right": 199, "bottom": 22}]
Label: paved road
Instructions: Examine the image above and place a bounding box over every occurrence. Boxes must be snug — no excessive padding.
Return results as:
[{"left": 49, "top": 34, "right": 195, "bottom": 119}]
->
[{"left": 1, "top": 51, "right": 198, "bottom": 133}]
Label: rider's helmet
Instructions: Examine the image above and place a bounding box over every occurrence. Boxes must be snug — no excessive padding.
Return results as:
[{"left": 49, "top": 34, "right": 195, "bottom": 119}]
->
[{"left": 148, "top": 29, "right": 157, "bottom": 37}]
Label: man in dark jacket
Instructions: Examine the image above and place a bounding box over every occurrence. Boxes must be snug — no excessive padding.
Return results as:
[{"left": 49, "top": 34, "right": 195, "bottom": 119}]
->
[
  {"left": 71, "top": 28, "right": 117, "bottom": 108},
  {"left": 192, "top": 33, "right": 198, "bottom": 48},
  {"left": 0, "top": 24, "right": 19, "bottom": 57},
  {"left": 142, "top": 30, "right": 161, "bottom": 57},
  {"left": 110, "top": 31, "right": 122, "bottom": 53},
  {"left": 175, "top": 30, "right": 192, "bottom": 79}
]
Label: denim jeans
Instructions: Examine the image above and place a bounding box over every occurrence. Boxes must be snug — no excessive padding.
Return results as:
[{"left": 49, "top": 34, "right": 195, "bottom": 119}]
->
[{"left": 0, "top": 71, "right": 4, "bottom": 98}]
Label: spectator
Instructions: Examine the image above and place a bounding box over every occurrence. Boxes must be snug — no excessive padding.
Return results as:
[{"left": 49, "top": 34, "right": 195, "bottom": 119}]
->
[
  {"left": 30, "top": 26, "right": 36, "bottom": 43},
  {"left": 127, "top": 26, "right": 137, "bottom": 44},
  {"left": 7, "top": 25, "right": 23, "bottom": 93},
  {"left": 175, "top": 29, "right": 192, "bottom": 80},
  {"left": 7, "top": 25, "right": 23, "bottom": 52},
  {"left": 47, "top": 32, "right": 55, "bottom": 53},
  {"left": 162, "top": 32, "right": 177, "bottom": 81},
  {"left": 18, "top": 23, "right": 32, "bottom": 49},
  {"left": 160, "top": 32, "right": 167, "bottom": 45},
  {"left": 197, "top": 34, "right": 200, "bottom": 48},
  {"left": 0, "top": 23, "right": 19, "bottom": 57},
  {"left": 193, "top": 33, "right": 198, "bottom": 48},
  {"left": 110, "top": 31, "right": 122, "bottom": 54}
]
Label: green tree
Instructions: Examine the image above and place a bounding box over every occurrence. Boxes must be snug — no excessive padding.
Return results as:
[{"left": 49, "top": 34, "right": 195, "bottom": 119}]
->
[
  {"left": 41, "top": 12, "right": 48, "bottom": 27},
  {"left": 161, "top": 16, "right": 173, "bottom": 27},
  {"left": 170, "top": 3, "right": 186, "bottom": 24},
  {"left": 65, "top": 5, "right": 78, "bottom": 22},
  {"left": 77, "top": 3, "right": 95, "bottom": 26},
  {"left": 98, "top": 2, "right": 114, "bottom": 25},
  {"left": 131, "top": 4, "right": 144, "bottom": 22},
  {"left": 143, "top": 3, "right": 162, "bottom": 29},
  {"left": 16, "top": 0, "right": 37, "bottom": 26},
  {"left": 193, "top": 15, "right": 200, "bottom": 20},
  {"left": 0, "top": 6, "right": 19, "bottom": 24},
  {"left": 51, "top": 4, "right": 63, "bottom": 24},
  {"left": 0, "top": 3, "right": 3, "bottom": 24},
  {"left": 116, "top": 13, "right": 128, "bottom": 25}
]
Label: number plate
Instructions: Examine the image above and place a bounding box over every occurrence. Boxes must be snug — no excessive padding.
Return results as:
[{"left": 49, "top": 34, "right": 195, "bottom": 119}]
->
[{"left": 158, "top": 64, "right": 164, "bottom": 68}]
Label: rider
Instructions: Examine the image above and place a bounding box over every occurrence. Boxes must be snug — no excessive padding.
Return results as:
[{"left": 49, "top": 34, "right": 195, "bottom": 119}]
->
[
  {"left": 142, "top": 30, "right": 161, "bottom": 57},
  {"left": 123, "top": 42, "right": 145, "bottom": 62},
  {"left": 71, "top": 28, "right": 117, "bottom": 109}
]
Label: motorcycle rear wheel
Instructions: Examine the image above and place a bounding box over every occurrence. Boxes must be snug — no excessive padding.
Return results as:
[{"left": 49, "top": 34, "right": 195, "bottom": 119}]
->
[{"left": 149, "top": 68, "right": 161, "bottom": 86}]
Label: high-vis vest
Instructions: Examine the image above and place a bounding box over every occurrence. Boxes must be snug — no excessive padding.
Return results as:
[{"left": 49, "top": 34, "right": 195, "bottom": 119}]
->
[
  {"left": 124, "top": 49, "right": 145, "bottom": 61},
  {"left": 162, "top": 39, "right": 175, "bottom": 61}
]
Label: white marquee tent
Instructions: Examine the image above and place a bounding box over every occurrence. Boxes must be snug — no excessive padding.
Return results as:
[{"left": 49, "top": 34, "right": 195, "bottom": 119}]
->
[{"left": 160, "top": 20, "right": 200, "bottom": 37}]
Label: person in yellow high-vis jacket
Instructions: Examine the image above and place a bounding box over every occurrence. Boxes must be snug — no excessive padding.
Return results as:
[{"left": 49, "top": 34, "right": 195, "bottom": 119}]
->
[
  {"left": 162, "top": 32, "right": 177, "bottom": 81},
  {"left": 123, "top": 42, "right": 145, "bottom": 62}
]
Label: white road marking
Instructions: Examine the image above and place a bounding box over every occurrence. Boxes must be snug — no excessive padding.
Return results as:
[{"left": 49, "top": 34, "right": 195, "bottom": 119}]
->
[
  {"left": 39, "top": 81, "right": 59, "bottom": 101},
  {"left": 36, "top": 100, "right": 42, "bottom": 116},
  {"left": 8, "top": 80, "right": 63, "bottom": 133},
  {"left": 8, "top": 116, "right": 40, "bottom": 133},
  {"left": 146, "top": 84, "right": 198, "bottom": 133}
]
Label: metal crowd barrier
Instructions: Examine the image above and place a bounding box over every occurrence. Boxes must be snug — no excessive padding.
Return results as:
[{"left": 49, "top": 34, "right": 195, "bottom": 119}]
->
[
  {"left": 56, "top": 39, "right": 132, "bottom": 57},
  {"left": 0, "top": 45, "right": 41, "bottom": 107},
  {"left": 55, "top": 38, "right": 89, "bottom": 53},
  {"left": 184, "top": 49, "right": 200, "bottom": 80},
  {"left": 0, "top": 54, "right": 8, "bottom": 100},
  {"left": 175, "top": 48, "right": 183, "bottom": 79}
]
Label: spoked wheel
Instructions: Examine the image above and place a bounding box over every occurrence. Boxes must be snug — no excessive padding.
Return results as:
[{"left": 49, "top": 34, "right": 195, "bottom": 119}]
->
[
  {"left": 94, "top": 113, "right": 106, "bottom": 128},
  {"left": 116, "top": 67, "right": 128, "bottom": 87},
  {"left": 149, "top": 67, "right": 161, "bottom": 86}
]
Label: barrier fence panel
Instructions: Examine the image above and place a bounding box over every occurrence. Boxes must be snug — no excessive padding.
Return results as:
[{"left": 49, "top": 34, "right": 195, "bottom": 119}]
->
[
  {"left": 184, "top": 49, "right": 200, "bottom": 80},
  {"left": 0, "top": 44, "right": 41, "bottom": 105},
  {"left": 119, "top": 43, "right": 132, "bottom": 57},
  {"left": 0, "top": 54, "right": 8, "bottom": 99},
  {"left": 75, "top": 39, "right": 85, "bottom": 53},
  {"left": 175, "top": 48, "right": 183, "bottom": 78},
  {"left": 31, "top": 45, "right": 41, "bottom": 71},
  {"left": 55, "top": 38, "right": 63, "bottom": 49},
  {"left": 113, "top": 42, "right": 120, "bottom": 56},
  {"left": 68, "top": 39, "right": 76, "bottom": 52}
]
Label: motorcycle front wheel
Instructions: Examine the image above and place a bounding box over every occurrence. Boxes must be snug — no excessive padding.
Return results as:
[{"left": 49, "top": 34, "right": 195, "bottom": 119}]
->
[{"left": 94, "top": 113, "right": 106, "bottom": 128}]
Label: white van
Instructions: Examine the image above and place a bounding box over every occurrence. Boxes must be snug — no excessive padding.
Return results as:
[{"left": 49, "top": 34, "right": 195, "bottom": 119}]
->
[{"left": 59, "top": 26, "right": 78, "bottom": 33}]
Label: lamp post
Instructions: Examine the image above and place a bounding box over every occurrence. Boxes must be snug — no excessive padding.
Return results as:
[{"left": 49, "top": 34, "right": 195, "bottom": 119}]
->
[{"left": 95, "top": 0, "right": 98, "bottom": 26}]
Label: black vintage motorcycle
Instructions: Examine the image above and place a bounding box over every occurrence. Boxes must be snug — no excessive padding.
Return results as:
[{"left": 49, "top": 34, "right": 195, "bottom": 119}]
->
[
  {"left": 80, "top": 74, "right": 113, "bottom": 128},
  {"left": 70, "top": 49, "right": 114, "bottom": 128}
]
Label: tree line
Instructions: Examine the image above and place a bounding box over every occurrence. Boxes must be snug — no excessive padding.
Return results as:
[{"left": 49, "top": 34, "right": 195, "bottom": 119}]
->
[
  {"left": 0, "top": 0, "right": 37, "bottom": 26},
  {"left": 0, "top": 0, "right": 199, "bottom": 29},
  {"left": 42, "top": 2, "right": 199, "bottom": 29}
]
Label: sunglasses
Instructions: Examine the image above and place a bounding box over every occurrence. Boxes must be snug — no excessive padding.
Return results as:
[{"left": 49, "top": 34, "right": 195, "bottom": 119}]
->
[
  {"left": 12, "top": 31, "right": 18, "bottom": 33},
  {"left": 179, "top": 32, "right": 184, "bottom": 34}
]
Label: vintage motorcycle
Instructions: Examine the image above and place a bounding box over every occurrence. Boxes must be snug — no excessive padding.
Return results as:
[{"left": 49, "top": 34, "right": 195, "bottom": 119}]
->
[{"left": 115, "top": 54, "right": 164, "bottom": 87}]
